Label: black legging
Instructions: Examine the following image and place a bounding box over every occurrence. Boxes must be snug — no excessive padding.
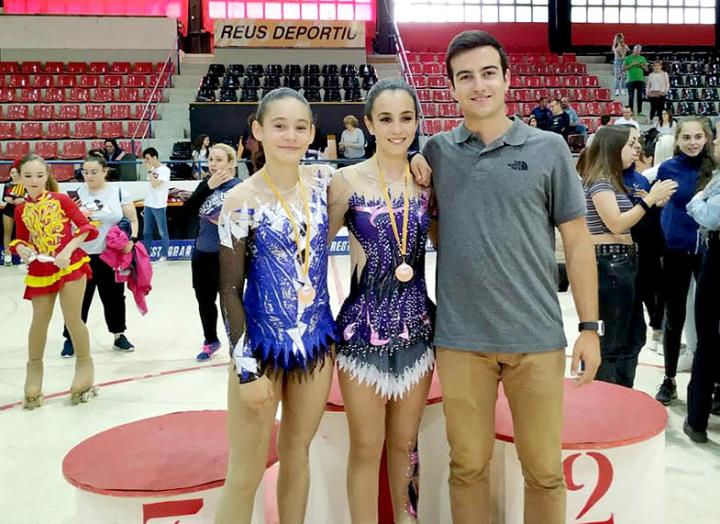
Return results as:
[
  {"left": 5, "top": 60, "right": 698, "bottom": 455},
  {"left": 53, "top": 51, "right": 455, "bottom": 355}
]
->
[
  {"left": 63, "top": 254, "right": 127, "bottom": 338},
  {"left": 662, "top": 250, "right": 703, "bottom": 378},
  {"left": 191, "top": 249, "right": 221, "bottom": 344}
]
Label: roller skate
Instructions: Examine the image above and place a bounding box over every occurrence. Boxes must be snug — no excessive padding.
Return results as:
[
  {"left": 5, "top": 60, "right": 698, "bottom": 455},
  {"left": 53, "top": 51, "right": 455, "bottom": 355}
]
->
[
  {"left": 23, "top": 360, "right": 44, "bottom": 410},
  {"left": 70, "top": 356, "right": 98, "bottom": 405}
]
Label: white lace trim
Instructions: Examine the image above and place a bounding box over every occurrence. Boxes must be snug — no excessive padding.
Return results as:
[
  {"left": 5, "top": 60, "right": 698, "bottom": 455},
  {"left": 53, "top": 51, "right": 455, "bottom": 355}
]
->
[{"left": 337, "top": 346, "right": 435, "bottom": 401}]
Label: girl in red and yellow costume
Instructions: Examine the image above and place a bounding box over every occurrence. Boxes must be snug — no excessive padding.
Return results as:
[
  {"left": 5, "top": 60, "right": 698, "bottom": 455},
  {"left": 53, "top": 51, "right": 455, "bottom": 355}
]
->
[{"left": 9, "top": 154, "right": 99, "bottom": 408}]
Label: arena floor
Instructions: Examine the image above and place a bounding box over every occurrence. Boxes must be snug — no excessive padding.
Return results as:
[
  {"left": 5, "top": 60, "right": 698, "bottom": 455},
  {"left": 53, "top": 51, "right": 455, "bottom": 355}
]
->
[{"left": 0, "top": 254, "right": 718, "bottom": 524}]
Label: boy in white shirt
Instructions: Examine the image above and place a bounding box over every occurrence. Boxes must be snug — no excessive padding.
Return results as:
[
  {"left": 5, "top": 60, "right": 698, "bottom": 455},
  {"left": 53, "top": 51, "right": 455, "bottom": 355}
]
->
[{"left": 142, "top": 147, "right": 171, "bottom": 262}]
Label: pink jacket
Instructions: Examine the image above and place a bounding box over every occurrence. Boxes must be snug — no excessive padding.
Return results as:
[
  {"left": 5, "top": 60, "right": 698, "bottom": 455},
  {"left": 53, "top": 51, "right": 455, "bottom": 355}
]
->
[{"left": 101, "top": 226, "right": 153, "bottom": 315}]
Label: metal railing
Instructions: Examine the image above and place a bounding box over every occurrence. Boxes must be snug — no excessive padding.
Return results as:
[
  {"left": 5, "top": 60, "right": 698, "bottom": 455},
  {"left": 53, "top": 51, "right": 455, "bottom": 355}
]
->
[{"left": 129, "top": 47, "right": 177, "bottom": 156}]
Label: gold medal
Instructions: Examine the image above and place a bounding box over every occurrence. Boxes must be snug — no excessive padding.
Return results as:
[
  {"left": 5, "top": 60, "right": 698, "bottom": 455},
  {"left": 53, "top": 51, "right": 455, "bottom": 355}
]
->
[
  {"left": 376, "top": 156, "right": 413, "bottom": 283},
  {"left": 260, "top": 167, "right": 314, "bottom": 305}
]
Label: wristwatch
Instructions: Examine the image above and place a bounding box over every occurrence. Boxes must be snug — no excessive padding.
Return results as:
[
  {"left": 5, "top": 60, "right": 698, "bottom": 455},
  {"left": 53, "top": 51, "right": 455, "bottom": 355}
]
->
[{"left": 579, "top": 321, "right": 605, "bottom": 336}]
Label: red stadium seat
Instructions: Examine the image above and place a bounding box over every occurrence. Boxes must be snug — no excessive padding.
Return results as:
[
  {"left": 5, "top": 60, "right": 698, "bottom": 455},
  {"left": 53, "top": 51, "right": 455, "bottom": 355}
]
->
[
  {"left": 73, "top": 121, "right": 98, "bottom": 138},
  {"left": 44, "top": 88, "right": 65, "bottom": 103},
  {"left": 32, "top": 75, "right": 54, "bottom": 88},
  {"left": 47, "top": 122, "right": 71, "bottom": 139},
  {"left": 581, "top": 76, "right": 599, "bottom": 87},
  {"left": 0, "top": 88, "right": 16, "bottom": 102},
  {"left": 60, "top": 141, "right": 87, "bottom": 159},
  {"left": 0, "top": 123, "right": 17, "bottom": 140},
  {"left": 6, "top": 105, "right": 29, "bottom": 120},
  {"left": 595, "top": 88, "right": 612, "bottom": 101},
  {"left": 52, "top": 164, "right": 76, "bottom": 182},
  {"left": 101, "top": 121, "right": 125, "bottom": 139},
  {"left": 139, "top": 88, "right": 163, "bottom": 102},
  {"left": 110, "top": 62, "right": 131, "bottom": 75},
  {"left": 421, "top": 103, "right": 438, "bottom": 118},
  {"left": 132, "top": 62, "right": 154, "bottom": 74},
  {"left": 66, "top": 62, "right": 87, "bottom": 74},
  {"left": 421, "top": 119, "right": 443, "bottom": 135},
  {"left": 442, "top": 119, "right": 458, "bottom": 132},
  {"left": 57, "top": 75, "right": 78, "bottom": 88},
  {"left": 100, "top": 75, "right": 123, "bottom": 88},
  {"left": 119, "top": 140, "right": 142, "bottom": 155},
  {"left": 419, "top": 53, "right": 436, "bottom": 63},
  {"left": 563, "top": 76, "right": 580, "bottom": 87},
  {"left": 427, "top": 77, "right": 446, "bottom": 89},
  {"left": 44, "top": 62, "right": 64, "bottom": 74},
  {"left": 21, "top": 62, "right": 42, "bottom": 74},
  {"left": 0, "top": 62, "right": 20, "bottom": 74},
  {"left": 117, "top": 88, "right": 139, "bottom": 102},
  {"left": 422, "top": 63, "right": 442, "bottom": 76},
  {"left": 35, "top": 141, "right": 59, "bottom": 159},
  {"left": 19, "top": 88, "right": 41, "bottom": 103},
  {"left": 134, "top": 104, "right": 157, "bottom": 120},
  {"left": 127, "top": 121, "right": 150, "bottom": 138},
  {"left": 412, "top": 76, "right": 428, "bottom": 89},
  {"left": 8, "top": 75, "right": 31, "bottom": 88},
  {"left": 109, "top": 105, "right": 131, "bottom": 120},
  {"left": 438, "top": 103, "right": 459, "bottom": 117},
  {"left": 417, "top": 89, "right": 433, "bottom": 102},
  {"left": 126, "top": 74, "right": 147, "bottom": 87},
  {"left": 88, "top": 62, "right": 109, "bottom": 74},
  {"left": 586, "top": 102, "right": 602, "bottom": 115},
  {"left": 67, "top": 88, "right": 90, "bottom": 102},
  {"left": 92, "top": 88, "right": 115, "bottom": 103},
  {"left": 78, "top": 75, "right": 99, "bottom": 88},
  {"left": 82, "top": 105, "right": 106, "bottom": 120},
  {"left": 57, "top": 105, "right": 80, "bottom": 120},
  {"left": 433, "top": 90, "right": 453, "bottom": 102},
  {"left": 409, "top": 63, "right": 424, "bottom": 76},
  {"left": 32, "top": 104, "right": 55, "bottom": 120},
  {"left": 1, "top": 141, "right": 30, "bottom": 160}
]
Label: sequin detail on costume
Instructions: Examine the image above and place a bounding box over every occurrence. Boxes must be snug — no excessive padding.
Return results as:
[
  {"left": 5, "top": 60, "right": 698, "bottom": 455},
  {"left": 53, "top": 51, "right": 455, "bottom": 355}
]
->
[
  {"left": 220, "top": 168, "right": 336, "bottom": 379},
  {"left": 336, "top": 189, "right": 435, "bottom": 400},
  {"left": 22, "top": 194, "right": 67, "bottom": 255}
]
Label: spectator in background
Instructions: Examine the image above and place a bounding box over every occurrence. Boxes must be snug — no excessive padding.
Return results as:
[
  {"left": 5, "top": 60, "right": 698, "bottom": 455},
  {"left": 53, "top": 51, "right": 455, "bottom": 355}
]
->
[
  {"left": 104, "top": 138, "right": 136, "bottom": 181},
  {"left": 528, "top": 115, "right": 539, "bottom": 127},
  {"left": 141, "top": 147, "right": 171, "bottom": 263},
  {"left": 1, "top": 159, "right": 24, "bottom": 266},
  {"left": 646, "top": 61, "right": 670, "bottom": 121},
  {"left": 586, "top": 115, "right": 612, "bottom": 148},
  {"left": 338, "top": 115, "right": 366, "bottom": 160},
  {"left": 531, "top": 96, "right": 553, "bottom": 130},
  {"left": 642, "top": 134, "right": 675, "bottom": 184},
  {"left": 104, "top": 138, "right": 127, "bottom": 163},
  {"left": 614, "top": 106, "right": 640, "bottom": 129},
  {"left": 307, "top": 114, "right": 328, "bottom": 160},
  {"left": 548, "top": 98, "right": 570, "bottom": 137},
  {"left": 237, "top": 112, "right": 259, "bottom": 176},
  {"left": 612, "top": 33, "right": 630, "bottom": 97},
  {"left": 655, "top": 108, "right": 677, "bottom": 136},
  {"left": 624, "top": 45, "right": 648, "bottom": 116},
  {"left": 561, "top": 96, "right": 588, "bottom": 137},
  {"left": 191, "top": 134, "right": 211, "bottom": 179}
]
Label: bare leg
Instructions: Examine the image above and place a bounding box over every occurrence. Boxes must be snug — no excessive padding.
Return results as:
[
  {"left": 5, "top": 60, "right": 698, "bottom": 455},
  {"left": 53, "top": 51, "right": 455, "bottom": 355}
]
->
[
  {"left": 25, "top": 292, "right": 57, "bottom": 408},
  {"left": 339, "top": 370, "right": 387, "bottom": 524},
  {"left": 386, "top": 371, "right": 433, "bottom": 524},
  {"left": 277, "top": 361, "right": 333, "bottom": 524},
  {"left": 59, "top": 277, "right": 95, "bottom": 403},
  {"left": 215, "top": 366, "right": 283, "bottom": 524}
]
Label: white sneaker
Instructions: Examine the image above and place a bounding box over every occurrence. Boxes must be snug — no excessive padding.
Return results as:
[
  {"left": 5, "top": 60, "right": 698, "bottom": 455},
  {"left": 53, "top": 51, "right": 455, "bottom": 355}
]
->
[
  {"left": 3, "top": 251, "right": 11, "bottom": 266},
  {"left": 677, "top": 350, "right": 695, "bottom": 373},
  {"left": 650, "top": 330, "right": 663, "bottom": 352}
]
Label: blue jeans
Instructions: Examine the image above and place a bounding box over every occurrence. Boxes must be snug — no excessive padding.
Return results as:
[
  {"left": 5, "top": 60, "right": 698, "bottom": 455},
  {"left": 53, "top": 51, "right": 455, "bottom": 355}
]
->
[
  {"left": 613, "top": 58, "right": 625, "bottom": 93},
  {"left": 143, "top": 206, "right": 169, "bottom": 258}
]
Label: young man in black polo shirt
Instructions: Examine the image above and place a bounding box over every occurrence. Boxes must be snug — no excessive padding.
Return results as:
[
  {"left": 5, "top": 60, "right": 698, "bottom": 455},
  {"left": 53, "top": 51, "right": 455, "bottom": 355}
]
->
[{"left": 411, "top": 31, "right": 601, "bottom": 524}]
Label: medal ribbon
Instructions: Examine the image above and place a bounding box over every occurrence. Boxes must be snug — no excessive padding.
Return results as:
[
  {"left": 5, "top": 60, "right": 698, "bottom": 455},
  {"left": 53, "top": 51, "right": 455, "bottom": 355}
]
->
[
  {"left": 376, "top": 155, "right": 410, "bottom": 260},
  {"left": 260, "top": 167, "right": 312, "bottom": 280}
]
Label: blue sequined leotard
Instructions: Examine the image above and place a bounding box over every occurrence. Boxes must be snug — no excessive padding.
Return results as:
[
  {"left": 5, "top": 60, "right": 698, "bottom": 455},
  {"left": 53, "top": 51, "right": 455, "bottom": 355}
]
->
[{"left": 219, "top": 165, "right": 337, "bottom": 380}]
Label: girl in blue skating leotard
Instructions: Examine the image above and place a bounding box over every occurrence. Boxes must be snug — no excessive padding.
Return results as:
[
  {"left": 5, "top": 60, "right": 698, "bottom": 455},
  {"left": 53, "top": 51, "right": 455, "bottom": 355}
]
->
[
  {"left": 328, "top": 78, "right": 436, "bottom": 523},
  {"left": 215, "top": 88, "right": 336, "bottom": 524}
]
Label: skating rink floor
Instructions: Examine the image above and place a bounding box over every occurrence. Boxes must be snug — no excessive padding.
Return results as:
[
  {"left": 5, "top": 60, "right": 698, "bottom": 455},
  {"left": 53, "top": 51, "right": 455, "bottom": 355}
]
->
[{"left": 1, "top": 253, "right": 719, "bottom": 524}]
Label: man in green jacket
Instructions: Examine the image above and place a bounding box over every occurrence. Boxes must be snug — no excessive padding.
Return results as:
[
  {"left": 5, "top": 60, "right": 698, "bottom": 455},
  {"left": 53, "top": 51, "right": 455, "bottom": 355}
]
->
[{"left": 624, "top": 44, "right": 648, "bottom": 116}]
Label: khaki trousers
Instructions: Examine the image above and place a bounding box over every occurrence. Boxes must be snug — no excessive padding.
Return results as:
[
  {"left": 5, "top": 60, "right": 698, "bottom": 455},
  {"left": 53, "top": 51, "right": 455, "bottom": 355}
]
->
[{"left": 436, "top": 347, "right": 566, "bottom": 524}]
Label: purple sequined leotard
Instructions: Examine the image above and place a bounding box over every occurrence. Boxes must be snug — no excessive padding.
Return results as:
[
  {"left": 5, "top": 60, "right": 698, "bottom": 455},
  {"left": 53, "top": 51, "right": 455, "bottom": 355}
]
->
[{"left": 330, "top": 164, "right": 435, "bottom": 399}]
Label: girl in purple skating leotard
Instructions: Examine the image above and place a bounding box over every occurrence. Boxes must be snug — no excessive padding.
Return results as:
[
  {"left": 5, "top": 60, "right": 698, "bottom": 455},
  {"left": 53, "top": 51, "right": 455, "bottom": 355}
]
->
[{"left": 328, "top": 78, "right": 436, "bottom": 524}]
